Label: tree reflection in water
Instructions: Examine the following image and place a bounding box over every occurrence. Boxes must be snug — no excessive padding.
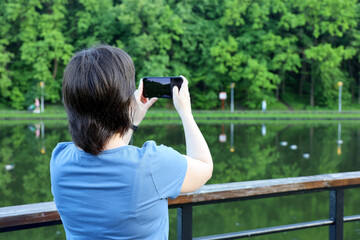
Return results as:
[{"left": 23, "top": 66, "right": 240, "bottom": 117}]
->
[{"left": 1, "top": 121, "right": 360, "bottom": 239}]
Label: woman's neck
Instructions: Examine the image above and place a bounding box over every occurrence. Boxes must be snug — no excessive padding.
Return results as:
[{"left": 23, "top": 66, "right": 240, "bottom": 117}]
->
[{"left": 103, "top": 129, "right": 133, "bottom": 150}]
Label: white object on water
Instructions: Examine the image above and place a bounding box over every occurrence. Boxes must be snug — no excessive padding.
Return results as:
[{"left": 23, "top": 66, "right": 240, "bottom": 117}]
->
[
  {"left": 219, "top": 134, "right": 226, "bottom": 143},
  {"left": 261, "top": 124, "right": 266, "bottom": 136},
  {"left": 5, "top": 164, "right": 15, "bottom": 171},
  {"left": 290, "top": 145, "right": 298, "bottom": 150},
  {"left": 337, "top": 140, "right": 343, "bottom": 144},
  {"left": 303, "top": 153, "right": 310, "bottom": 159},
  {"left": 280, "top": 141, "right": 288, "bottom": 146}
]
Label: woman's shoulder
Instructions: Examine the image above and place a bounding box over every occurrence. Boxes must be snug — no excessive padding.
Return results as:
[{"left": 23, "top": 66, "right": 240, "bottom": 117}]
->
[
  {"left": 140, "top": 140, "right": 171, "bottom": 153},
  {"left": 140, "top": 141, "right": 184, "bottom": 162},
  {"left": 52, "top": 142, "right": 74, "bottom": 156},
  {"left": 50, "top": 142, "right": 75, "bottom": 168},
  {"left": 141, "top": 140, "right": 156, "bottom": 149}
]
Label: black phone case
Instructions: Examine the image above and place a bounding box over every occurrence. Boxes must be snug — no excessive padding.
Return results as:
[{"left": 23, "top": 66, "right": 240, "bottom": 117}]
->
[{"left": 142, "top": 77, "right": 183, "bottom": 98}]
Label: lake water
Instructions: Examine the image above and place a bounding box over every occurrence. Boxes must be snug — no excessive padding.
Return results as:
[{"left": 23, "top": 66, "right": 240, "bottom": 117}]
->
[{"left": 1, "top": 120, "right": 360, "bottom": 239}]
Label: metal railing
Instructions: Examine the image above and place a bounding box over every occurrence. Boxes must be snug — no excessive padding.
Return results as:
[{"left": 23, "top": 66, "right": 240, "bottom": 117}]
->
[{"left": 1, "top": 171, "right": 360, "bottom": 239}]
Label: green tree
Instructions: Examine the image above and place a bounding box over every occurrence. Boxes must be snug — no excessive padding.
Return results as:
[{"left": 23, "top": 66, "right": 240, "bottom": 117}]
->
[
  {"left": 287, "top": 0, "right": 357, "bottom": 107},
  {"left": 1, "top": 0, "right": 360, "bottom": 110},
  {"left": 2, "top": 0, "right": 73, "bottom": 109},
  {"left": 0, "top": 0, "right": 14, "bottom": 103}
]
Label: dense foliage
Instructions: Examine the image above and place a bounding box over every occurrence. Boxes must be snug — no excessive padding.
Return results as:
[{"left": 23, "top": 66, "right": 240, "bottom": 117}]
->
[{"left": 1, "top": 0, "right": 360, "bottom": 110}]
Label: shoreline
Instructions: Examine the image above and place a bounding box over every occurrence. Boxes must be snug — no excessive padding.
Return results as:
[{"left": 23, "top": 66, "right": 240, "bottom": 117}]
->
[{"left": 1, "top": 110, "right": 360, "bottom": 121}]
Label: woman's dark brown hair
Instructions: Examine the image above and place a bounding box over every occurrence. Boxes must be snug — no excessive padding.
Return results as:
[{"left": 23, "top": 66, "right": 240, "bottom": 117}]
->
[{"left": 62, "top": 45, "right": 135, "bottom": 155}]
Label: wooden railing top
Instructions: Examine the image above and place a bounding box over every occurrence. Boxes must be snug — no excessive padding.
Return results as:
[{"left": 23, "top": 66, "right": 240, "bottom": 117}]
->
[
  {"left": 1, "top": 171, "right": 360, "bottom": 231},
  {"left": 169, "top": 171, "right": 360, "bottom": 205}
]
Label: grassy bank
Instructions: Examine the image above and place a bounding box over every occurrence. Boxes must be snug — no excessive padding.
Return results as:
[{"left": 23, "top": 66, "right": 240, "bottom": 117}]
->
[
  {"left": 1, "top": 109, "right": 360, "bottom": 120},
  {"left": 147, "top": 110, "right": 360, "bottom": 120},
  {"left": 0, "top": 110, "right": 67, "bottom": 120}
]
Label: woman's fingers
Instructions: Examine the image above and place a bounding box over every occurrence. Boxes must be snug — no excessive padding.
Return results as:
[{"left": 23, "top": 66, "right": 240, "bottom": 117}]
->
[
  {"left": 137, "top": 80, "right": 157, "bottom": 109},
  {"left": 179, "top": 75, "right": 189, "bottom": 94},
  {"left": 135, "top": 79, "right": 144, "bottom": 101},
  {"left": 172, "top": 75, "right": 192, "bottom": 117},
  {"left": 132, "top": 79, "right": 158, "bottom": 125},
  {"left": 135, "top": 79, "right": 149, "bottom": 104},
  {"left": 138, "top": 78, "right": 144, "bottom": 94},
  {"left": 144, "top": 97, "right": 158, "bottom": 109},
  {"left": 173, "top": 86, "right": 179, "bottom": 96}
]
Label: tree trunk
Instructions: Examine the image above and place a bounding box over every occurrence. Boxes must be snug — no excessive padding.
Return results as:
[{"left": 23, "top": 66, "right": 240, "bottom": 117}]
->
[
  {"left": 299, "top": 63, "right": 306, "bottom": 97},
  {"left": 358, "top": 61, "right": 360, "bottom": 104},
  {"left": 358, "top": 62, "right": 360, "bottom": 103},
  {"left": 310, "top": 127, "right": 313, "bottom": 154},
  {"left": 52, "top": 58, "right": 58, "bottom": 79},
  {"left": 276, "top": 84, "right": 279, "bottom": 100},
  {"left": 358, "top": 129, "right": 360, "bottom": 162},
  {"left": 281, "top": 78, "right": 285, "bottom": 98},
  {"left": 358, "top": 79, "right": 360, "bottom": 104},
  {"left": 310, "top": 76, "right": 314, "bottom": 106},
  {"left": 348, "top": 60, "right": 355, "bottom": 102},
  {"left": 310, "top": 37, "right": 318, "bottom": 107},
  {"left": 310, "top": 64, "right": 315, "bottom": 107}
]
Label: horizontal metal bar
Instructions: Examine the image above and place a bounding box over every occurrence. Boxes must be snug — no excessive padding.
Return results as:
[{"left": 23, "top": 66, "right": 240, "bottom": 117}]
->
[
  {"left": 0, "top": 220, "right": 62, "bottom": 233},
  {"left": 344, "top": 214, "right": 360, "bottom": 222},
  {"left": 194, "top": 219, "right": 334, "bottom": 240}
]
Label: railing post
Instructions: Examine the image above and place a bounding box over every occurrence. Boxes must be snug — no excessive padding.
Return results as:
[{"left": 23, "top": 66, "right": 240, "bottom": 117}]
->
[
  {"left": 177, "top": 205, "right": 192, "bottom": 240},
  {"left": 329, "top": 189, "right": 344, "bottom": 240}
]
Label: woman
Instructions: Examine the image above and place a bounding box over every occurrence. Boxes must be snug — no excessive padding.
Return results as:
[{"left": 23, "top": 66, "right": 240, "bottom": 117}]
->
[{"left": 50, "top": 45, "right": 213, "bottom": 239}]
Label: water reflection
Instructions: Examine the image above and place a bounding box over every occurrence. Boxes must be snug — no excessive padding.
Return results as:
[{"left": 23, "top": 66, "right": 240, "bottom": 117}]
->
[
  {"left": 2, "top": 121, "right": 360, "bottom": 208},
  {"left": 290, "top": 144, "right": 297, "bottom": 150},
  {"left": 229, "top": 123, "right": 234, "bottom": 152},
  {"left": 5, "top": 163, "right": 14, "bottom": 171},
  {"left": 213, "top": 122, "right": 360, "bottom": 185},
  {"left": 0, "top": 121, "right": 70, "bottom": 209},
  {"left": 1, "top": 121, "right": 360, "bottom": 239},
  {"left": 337, "top": 123, "right": 343, "bottom": 155},
  {"left": 219, "top": 125, "right": 226, "bottom": 143},
  {"left": 29, "top": 122, "right": 46, "bottom": 154},
  {"left": 261, "top": 124, "right": 266, "bottom": 136}
]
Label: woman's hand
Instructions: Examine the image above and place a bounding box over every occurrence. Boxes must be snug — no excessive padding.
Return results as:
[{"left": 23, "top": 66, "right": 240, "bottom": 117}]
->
[
  {"left": 132, "top": 79, "right": 157, "bottom": 126},
  {"left": 172, "top": 75, "right": 192, "bottom": 118}
]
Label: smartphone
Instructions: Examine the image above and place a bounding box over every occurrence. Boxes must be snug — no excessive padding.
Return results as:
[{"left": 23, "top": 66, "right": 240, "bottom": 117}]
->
[{"left": 142, "top": 77, "right": 183, "bottom": 98}]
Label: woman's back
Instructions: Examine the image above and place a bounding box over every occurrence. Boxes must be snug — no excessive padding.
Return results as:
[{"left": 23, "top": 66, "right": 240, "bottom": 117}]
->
[{"left": 50, "top": 141, "right": 187, "bottom": 239}]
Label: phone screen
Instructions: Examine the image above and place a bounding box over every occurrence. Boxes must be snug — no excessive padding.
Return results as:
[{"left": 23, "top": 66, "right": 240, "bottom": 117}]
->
[{"left": 142, "top": 77, "right": 183, "bottom": 98}]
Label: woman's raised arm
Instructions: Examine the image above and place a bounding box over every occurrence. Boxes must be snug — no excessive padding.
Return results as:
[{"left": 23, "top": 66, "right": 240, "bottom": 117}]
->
[{"left": 172, "top": 76, "right": 213, "bottom": 193}]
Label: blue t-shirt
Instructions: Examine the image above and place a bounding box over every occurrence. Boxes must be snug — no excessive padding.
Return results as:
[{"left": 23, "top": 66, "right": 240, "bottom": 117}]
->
[{"left": 50, "top": 141, "right": 187, "bottom": 240}]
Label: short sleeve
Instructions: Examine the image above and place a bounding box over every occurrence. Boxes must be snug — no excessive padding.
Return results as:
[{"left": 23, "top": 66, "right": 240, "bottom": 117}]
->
[{"left": 146, "top": 141, "right": 187, "bottom": 199}]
